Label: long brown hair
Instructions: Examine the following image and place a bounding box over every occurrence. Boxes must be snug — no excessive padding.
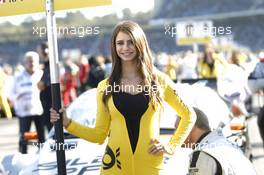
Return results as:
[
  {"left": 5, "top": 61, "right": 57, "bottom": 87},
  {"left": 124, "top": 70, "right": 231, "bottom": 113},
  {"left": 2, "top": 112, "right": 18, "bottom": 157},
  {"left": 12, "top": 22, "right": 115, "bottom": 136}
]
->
[{"left": 102, "top": 21, "right": 162, "bottom": 108}]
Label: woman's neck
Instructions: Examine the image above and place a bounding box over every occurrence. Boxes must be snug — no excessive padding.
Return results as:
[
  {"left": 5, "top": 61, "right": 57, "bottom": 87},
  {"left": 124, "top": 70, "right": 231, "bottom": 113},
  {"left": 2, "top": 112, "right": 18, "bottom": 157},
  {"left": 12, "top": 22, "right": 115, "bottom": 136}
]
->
[{"left": 121, "top": 60, "right": 140, "bottom": 79}]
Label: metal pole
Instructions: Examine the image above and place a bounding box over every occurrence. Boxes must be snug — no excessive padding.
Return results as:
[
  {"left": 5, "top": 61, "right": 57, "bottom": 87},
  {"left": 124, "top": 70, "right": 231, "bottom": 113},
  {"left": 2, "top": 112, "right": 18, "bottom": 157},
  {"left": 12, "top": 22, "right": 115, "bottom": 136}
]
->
[{"left": 45, "top": 0, "right": 66, "bottom": 174}]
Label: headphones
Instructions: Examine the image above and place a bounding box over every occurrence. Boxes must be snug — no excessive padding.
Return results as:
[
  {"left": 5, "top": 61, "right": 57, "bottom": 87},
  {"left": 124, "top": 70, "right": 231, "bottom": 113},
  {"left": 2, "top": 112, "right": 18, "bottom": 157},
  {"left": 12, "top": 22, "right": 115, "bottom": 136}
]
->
[
  {"left": 44, "top": 47, "right": 49, "bottom": 55},
  {"left": 40, "top": 42, "right": 49, "bottom": 57}
]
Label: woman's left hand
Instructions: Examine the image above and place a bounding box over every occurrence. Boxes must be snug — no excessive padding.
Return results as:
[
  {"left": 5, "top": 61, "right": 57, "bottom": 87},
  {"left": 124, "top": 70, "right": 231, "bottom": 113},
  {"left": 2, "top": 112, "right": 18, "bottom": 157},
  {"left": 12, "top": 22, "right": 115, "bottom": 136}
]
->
[{"left": 148, "top": 139, "right": 169, "bottom": 155}]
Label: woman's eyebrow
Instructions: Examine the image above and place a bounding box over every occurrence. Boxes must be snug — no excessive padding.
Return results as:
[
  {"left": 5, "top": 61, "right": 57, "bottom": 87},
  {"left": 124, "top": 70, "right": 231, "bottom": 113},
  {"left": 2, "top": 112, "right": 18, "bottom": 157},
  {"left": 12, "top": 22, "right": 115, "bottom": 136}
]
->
[{"left": 116, "top": 39, "right": 132, "bottom": 42}]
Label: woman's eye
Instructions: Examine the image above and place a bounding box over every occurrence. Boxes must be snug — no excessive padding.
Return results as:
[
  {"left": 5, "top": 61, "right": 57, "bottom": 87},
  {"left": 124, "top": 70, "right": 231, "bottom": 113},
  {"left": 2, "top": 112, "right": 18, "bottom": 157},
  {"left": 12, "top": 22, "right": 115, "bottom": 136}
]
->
[{"left": 128, "top": 40, "right": 133, "bottom": 45}]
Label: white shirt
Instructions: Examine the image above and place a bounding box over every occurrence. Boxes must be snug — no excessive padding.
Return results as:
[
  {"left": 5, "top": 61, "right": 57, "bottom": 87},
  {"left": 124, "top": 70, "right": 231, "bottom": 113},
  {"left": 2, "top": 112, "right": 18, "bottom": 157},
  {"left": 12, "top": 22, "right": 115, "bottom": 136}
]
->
[
  {"left": 188, "top": 130, "right": 256, "bottom": 175},
  {"left": 10, "top": 69, "right": 43, "bottom": 117}
]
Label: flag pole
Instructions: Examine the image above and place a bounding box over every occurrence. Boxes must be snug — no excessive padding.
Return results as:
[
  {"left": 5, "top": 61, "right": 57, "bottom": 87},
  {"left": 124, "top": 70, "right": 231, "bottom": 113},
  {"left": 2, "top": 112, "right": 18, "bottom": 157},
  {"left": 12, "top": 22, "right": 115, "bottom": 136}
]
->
[{"left": 46, "top": 0, "right": 66, "bottom": 174}]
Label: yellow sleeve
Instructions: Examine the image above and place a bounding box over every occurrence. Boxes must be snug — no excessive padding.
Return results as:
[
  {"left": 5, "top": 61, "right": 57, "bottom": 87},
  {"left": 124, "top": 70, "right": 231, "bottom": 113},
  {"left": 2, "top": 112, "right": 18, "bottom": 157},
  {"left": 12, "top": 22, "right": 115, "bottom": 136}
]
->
[
  {"left": 0, "top": 91, "right": 12, "bottom": 119},
  {"left": 162, "top": 73, "right": 196, "bottom": 153},
  {"left": 0, "top": 72, "right": 12, "bottom": 119},
  {"left": 66, "top": 80, "right": 111, "bottom": 144}
]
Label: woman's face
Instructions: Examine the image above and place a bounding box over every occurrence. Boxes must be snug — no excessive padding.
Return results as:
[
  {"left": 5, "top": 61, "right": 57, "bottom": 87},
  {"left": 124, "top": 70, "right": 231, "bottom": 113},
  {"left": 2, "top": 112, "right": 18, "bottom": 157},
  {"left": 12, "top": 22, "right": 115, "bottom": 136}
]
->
[{"left": 115, "top": 31, "right": 137, "bottom": 62}]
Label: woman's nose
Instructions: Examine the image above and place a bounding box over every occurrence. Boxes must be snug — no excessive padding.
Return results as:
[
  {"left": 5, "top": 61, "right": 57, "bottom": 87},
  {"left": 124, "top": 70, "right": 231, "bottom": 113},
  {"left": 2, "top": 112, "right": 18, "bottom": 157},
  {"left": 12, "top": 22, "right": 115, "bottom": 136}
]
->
[{"left": 123, "top": 41, "right": 131, "bottom": 50}]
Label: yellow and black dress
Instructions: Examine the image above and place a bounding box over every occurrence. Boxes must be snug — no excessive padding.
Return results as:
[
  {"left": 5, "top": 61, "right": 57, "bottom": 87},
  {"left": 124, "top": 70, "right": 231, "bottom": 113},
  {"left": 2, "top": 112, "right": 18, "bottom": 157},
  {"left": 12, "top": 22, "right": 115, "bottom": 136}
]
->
[{"left": 66, "top": 71, "right": 196, "bottom": 175}]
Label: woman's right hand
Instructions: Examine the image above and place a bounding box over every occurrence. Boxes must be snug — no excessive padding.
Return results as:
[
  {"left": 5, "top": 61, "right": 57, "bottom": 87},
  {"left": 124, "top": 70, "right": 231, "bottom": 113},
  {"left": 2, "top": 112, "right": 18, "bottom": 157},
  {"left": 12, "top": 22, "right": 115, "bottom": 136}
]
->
[{"left": 50, "top": 108, "right": 71, "bottom": 128}]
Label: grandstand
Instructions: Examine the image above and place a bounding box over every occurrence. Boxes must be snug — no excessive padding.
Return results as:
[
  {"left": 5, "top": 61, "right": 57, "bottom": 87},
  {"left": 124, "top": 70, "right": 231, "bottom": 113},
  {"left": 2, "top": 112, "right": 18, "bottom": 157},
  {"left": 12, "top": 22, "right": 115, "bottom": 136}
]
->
[
  {"left": 151, "top": 0, "right": 264, "bottom": 52},
  {"left": 0, "top": 0, "right": 264, "bottom": 65},
  {"left": 154, "top": 0, "right": 264, "bottom": 18}
]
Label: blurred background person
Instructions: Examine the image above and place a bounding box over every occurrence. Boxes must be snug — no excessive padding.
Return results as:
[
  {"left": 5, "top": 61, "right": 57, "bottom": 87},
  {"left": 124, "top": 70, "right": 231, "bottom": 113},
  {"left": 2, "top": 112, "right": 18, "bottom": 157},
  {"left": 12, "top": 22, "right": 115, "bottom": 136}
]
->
[
  {"left": 165, "top": 55, "right": 177, "bottom": 80},
  {"left": 229, "top": 50, "right": 246, "bottom": 69},
  {"left": 37, "top": 42, "right": 53, "bottom": 132},
  {"left": 2, "top": 64, "right": 15, "bottom": 116},
  {"left": 77, "top": 54, "right": 90, "bottom": 94},
  {"left": 176, "top": 50, "right": 198, "bottom": 80},
  {"left": 248, "top": 51, "right": 264, "bottom": 94},
  {"left": 60, "top": 58, "right": 78, "bottom": 107},
  {"left": 248, "top": 51, "right": 264, "bottom": 149},
  {"left": 198, "top": 44, "right": 219, "bottom": 78},
  {"left": 104, "top": 55, "right": 112, "bottom": 77},
  {"left": 216, "top": 48, "right": 251, "bottom": 116},
  {"left": 258, "top": 102, "right": 264, "bottom": 150},
  {"left": 9, "top": 51, "right": 44, "bottom": 154},
  {"left": 0, "top": 66, "right": 12, "bottom": 119},
  {"left": 87, "top": 55, "right": 106, "bottom": 88}
]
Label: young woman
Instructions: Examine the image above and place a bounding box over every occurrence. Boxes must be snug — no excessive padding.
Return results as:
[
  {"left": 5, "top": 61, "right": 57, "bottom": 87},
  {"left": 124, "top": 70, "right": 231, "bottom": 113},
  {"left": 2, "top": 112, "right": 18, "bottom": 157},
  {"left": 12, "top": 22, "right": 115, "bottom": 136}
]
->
[{"left": 50, "top": 21, "right": 196, "bottom": 175}]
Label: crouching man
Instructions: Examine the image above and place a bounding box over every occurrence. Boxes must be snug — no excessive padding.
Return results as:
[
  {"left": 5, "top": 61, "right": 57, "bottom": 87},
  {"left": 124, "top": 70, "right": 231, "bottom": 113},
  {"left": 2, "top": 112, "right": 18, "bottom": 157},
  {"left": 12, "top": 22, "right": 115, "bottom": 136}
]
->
[{"left": 181, "top": 107, "right": 256, "bottom": 175}]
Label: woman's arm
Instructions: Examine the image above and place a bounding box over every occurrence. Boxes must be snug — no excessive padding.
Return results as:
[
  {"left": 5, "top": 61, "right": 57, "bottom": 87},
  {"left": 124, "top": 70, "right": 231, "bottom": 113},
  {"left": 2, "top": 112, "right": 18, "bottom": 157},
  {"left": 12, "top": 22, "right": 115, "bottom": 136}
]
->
[
  {"left": 163, "top": 74, "right": 196, "bottom": 153},
  {"left": 66, "top": 80, "right": 111, "bottom": 144}
]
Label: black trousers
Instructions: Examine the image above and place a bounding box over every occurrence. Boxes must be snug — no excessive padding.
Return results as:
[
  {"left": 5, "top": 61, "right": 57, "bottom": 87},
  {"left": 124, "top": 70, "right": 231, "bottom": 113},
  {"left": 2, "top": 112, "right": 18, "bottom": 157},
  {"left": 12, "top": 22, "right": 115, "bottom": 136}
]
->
[
  {"left": 18, "top": 115, "right": 45, "bottom": 154},
  {"left": 41, "top": 100, "right": 53, "bottom": 132},
  {"left": 258, "top": 106, "right": 264, "bottom": 148}
]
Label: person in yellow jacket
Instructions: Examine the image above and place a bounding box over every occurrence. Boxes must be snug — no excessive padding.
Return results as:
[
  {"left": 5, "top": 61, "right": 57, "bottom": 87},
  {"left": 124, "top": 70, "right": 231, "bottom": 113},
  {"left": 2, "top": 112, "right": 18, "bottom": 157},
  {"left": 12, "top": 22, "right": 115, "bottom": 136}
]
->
[
  {"left": 0, "top": 66, "right": 12, "bottom": 119},
  {"left": 50, "top": 21, "right": 196, "bottom": 175},
  {"left": 165, "top": 55, "right": 177, "bottom": 80},
  {"left": 198, "top": 44, "right": 221, "bottom": 78}
]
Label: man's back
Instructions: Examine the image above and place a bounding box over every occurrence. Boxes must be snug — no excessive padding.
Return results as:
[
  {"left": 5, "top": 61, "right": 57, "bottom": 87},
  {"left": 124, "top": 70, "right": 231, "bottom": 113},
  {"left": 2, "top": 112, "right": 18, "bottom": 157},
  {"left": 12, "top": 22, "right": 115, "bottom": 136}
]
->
[{"left": 189, "top": 130, "right": 256, "bottom": 175}]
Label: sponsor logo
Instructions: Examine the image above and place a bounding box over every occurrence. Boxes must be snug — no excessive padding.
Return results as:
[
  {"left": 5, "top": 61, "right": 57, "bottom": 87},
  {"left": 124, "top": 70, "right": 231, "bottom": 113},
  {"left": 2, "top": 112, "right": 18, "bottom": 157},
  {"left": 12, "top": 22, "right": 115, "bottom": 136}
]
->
[{"left": 102, "top": 146, "right": 121, "bottom": 170}]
